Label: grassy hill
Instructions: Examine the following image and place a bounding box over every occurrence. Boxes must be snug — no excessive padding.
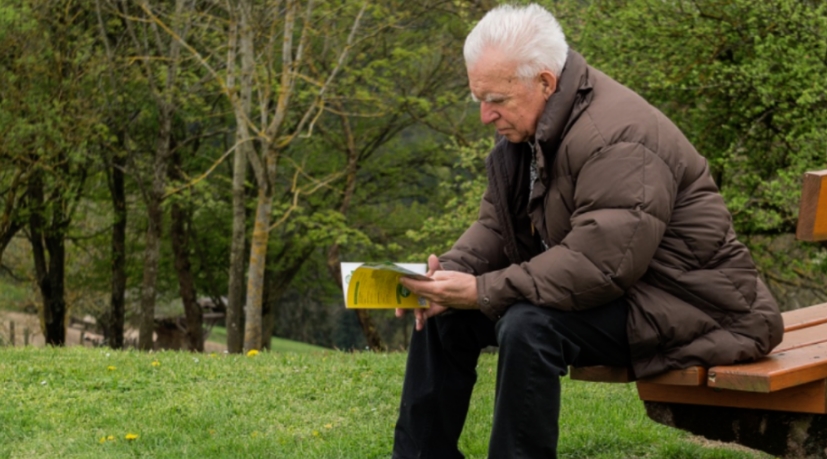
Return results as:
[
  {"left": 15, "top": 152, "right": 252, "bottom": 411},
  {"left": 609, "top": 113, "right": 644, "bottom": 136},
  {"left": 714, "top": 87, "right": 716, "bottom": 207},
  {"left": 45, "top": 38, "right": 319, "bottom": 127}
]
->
[{"left": 0, "top": 347, "right": 771, "bottom": 459}]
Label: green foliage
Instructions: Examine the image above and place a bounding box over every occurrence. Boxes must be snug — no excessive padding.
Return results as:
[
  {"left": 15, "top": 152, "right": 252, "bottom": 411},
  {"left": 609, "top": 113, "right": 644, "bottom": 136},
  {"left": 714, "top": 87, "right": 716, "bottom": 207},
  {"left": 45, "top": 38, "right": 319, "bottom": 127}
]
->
[
  {"left": 294, "top": 0, "right": 486, "bottom": 254},
  {"left": 405, "top": 138, "right": 493, "bottom": 261},
  {"left": 571, "top": 0, "right": 827, "bottom": 236},
  {"left": 0, "top": 1, "right": 116, "bottom": 338},
  {"left": 3, "top": 0, "right": 825, "bottom": 344},
  {"left": 0, "top": 347, "right": 771, "bottom": 458}
]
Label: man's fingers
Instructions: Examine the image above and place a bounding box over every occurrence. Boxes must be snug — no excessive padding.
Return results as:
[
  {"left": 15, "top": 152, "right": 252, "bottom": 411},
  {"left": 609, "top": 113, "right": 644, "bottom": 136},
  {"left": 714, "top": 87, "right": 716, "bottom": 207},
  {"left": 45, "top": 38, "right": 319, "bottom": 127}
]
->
[
  {"left": 426, "top": 254, "right": 441, "bottom": 277},
  {"left": 414, "top": 308, "right": 426, "bottom": 331},
  {"left": 413, "top": 303, "right": 450, "bottom": 331},
  {"left": 395, "top": 308, "right": 406, "bottom": 318}
]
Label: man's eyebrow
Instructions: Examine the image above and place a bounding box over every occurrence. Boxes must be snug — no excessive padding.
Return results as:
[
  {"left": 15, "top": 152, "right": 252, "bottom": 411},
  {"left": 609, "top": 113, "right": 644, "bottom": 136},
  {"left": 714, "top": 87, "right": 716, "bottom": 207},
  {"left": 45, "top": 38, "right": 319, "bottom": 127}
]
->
[{"left": 470, "top": 92, "right": 507, "bottom": 103}]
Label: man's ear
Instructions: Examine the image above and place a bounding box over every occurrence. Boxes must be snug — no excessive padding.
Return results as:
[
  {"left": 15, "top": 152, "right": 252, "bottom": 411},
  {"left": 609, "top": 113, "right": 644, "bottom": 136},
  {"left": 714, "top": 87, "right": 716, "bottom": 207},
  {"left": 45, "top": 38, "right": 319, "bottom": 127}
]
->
[{"left": 539, "top": 71, "right": 557, "bottom": 100}]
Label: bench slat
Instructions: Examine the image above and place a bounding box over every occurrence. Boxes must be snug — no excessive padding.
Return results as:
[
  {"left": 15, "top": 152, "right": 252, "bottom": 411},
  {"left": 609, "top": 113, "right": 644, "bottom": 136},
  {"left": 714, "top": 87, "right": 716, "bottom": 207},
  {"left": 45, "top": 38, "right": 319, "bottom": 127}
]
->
[
  {"left": 572, "top": 302, "right": 827, "bottom": 387},
  {"left": 782, "top": 302, "right": 827, "bottom": 332},
  {"left": 637, "top": 378, "right": 827, "bottom": 414},
  {"left": 774, "top": 320, "right": 827, "bottom": 353},
  {"left": 630, "top": 320, "right": 827, "bottom": 388},
  {"left": 707, "top": 343, "right": 827, "bottom": 392},
  {"left": 570, "top": 365, "right": 708, "bottom": 386},
  {"left": 640, "top": 366, "right": 707, "bottom": 386}
]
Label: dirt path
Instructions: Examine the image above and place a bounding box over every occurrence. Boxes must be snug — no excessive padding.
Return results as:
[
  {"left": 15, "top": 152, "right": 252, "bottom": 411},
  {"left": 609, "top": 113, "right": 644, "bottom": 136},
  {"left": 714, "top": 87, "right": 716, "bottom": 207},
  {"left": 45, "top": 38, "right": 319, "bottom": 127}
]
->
[{"left": 0, "top": 311, "right": 226, "bottom": 352}]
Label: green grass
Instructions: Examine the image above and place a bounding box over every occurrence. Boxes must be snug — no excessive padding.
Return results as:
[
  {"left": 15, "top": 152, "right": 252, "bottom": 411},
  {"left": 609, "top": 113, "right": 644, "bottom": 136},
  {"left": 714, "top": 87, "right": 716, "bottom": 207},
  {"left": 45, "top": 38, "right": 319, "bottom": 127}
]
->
[
  {"left": 206, "top": 326, "right": 327, "bottom": 353},
  {"left": 0, "top": 347, "right": 772, "bottom": 459}
]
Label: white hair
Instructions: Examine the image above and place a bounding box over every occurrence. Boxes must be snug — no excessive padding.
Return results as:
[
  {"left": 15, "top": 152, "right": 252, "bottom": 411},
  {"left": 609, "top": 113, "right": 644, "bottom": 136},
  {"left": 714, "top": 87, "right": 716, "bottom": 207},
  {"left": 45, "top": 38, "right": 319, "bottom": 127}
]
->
[{"left": 464, "top": 3, "right": 568, "bottom": 79}]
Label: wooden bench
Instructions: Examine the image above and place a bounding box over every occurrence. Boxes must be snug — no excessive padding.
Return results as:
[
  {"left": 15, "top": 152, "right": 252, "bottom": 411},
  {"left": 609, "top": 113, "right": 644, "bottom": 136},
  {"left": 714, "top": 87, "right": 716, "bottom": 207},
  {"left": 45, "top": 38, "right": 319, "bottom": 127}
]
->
[{"left": 570, "top": 170, "right": 827, "bottom": 458}]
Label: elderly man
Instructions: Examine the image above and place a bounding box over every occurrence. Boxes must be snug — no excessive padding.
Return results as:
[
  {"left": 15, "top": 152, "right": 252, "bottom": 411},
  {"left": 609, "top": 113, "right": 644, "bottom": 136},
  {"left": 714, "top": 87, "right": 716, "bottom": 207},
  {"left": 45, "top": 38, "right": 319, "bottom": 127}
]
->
[{"left": 392, "top": 3, "right": 783, "bottom": 459}]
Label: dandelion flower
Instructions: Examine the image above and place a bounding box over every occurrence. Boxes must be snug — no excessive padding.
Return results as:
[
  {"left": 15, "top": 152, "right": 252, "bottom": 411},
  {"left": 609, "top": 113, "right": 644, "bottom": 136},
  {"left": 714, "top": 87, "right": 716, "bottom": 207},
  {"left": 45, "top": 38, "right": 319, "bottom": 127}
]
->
[
  {"left": 151, "top": 361, "right": 160, "bottom": 367},
  {"left": 125, "top": 433, "right": 138, "bottom": 441},
  {"left": 312, "top": 430, "right": 320, "bottom": 437},
  {"left": 107, "top": 435, "right": 115, "bottom": 441},
  {"left": 246, "top": 349, "right": 259, "bottom": 357},
  {"left": 251, "top": 431, "right": 259, "bottom": 438},
  {"left": 99, "top": 437, "right": 106, "bottom": 444},
  {"left": 107, "top": 366, "right": 116, "bottom": 371},
  {"left": 324, "top": 424, "right": 333, "bottom": 429}
]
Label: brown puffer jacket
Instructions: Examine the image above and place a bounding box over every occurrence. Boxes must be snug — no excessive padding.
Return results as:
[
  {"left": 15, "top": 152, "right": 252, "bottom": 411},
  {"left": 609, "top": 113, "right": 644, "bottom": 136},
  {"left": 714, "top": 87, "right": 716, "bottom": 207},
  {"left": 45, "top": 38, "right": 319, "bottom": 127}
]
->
[{"left": 440, "top": 51, "right": 784, "bottom": 378}]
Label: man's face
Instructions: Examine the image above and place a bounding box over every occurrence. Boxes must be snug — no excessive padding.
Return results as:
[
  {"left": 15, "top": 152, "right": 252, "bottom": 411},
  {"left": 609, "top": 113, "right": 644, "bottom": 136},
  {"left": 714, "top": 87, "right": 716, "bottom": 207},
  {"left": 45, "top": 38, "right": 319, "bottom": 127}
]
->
[{"left": 467, "top": 50, "right": 555, "bottom": 143}]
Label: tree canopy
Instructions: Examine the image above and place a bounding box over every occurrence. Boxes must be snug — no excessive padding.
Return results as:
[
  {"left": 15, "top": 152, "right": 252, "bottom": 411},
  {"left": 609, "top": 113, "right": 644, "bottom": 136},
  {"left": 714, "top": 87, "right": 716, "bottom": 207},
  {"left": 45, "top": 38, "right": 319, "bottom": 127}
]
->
[{"left": 1, "top": 0, "right": 825, "bottom": 351}]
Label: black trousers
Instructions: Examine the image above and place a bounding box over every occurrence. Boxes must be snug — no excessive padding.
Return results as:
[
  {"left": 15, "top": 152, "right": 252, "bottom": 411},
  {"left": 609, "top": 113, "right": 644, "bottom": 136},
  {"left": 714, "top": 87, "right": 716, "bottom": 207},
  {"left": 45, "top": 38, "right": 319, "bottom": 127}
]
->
[{"left": 392, "top": 300, "right": 631, "bottom": 459}]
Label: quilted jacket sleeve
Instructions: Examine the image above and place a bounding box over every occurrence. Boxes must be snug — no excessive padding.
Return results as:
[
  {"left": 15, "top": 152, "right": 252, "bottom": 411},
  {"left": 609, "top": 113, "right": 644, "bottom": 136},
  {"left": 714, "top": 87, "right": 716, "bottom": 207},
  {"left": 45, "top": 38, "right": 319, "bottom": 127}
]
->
[{"left": 477, "top": 141, "right": 677, "bottom": 320}]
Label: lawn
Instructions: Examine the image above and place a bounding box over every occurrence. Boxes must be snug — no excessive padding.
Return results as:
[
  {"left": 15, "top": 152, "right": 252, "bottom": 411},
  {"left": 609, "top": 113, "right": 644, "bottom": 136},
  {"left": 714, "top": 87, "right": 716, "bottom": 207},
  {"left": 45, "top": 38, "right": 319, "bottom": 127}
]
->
[
  {"left": 206, "top": 326, "right": 327, "bottom": 353},
  {"left": 0, "top": 347, "right": 773, "bottom": 459}
]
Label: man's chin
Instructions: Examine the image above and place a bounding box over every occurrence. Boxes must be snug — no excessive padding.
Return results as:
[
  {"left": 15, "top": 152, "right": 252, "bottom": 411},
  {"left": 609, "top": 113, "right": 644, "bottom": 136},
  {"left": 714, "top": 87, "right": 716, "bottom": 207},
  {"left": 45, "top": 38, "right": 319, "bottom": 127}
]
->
[{"left": 502, "top": 131, "right": 528, "bottom": 143}]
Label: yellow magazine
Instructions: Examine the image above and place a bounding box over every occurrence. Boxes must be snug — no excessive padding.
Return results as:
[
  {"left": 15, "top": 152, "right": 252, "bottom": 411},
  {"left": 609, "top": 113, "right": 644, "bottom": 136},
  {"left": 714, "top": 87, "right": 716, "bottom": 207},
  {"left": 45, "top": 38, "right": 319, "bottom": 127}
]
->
[{"left": 341, "top": 262, "right": 430, "bottom": 309}]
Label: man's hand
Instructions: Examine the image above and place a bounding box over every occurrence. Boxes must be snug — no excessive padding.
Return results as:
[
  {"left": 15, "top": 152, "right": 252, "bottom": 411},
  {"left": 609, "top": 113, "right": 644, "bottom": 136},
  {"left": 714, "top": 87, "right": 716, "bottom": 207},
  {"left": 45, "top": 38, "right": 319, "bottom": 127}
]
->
[{"left": 395, "top": 254, "right": 479, "bottom": 331}]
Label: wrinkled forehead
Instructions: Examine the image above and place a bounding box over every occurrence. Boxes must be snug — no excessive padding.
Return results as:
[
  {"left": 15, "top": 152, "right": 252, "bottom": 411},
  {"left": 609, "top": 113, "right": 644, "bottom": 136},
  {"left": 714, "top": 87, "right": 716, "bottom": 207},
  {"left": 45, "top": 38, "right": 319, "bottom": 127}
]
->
[
  {"left": 467, "top": 47, "right": 518, "bottom": 78},
  {"left": 467, "top": 51, "right": 527, "bottom": 100}
]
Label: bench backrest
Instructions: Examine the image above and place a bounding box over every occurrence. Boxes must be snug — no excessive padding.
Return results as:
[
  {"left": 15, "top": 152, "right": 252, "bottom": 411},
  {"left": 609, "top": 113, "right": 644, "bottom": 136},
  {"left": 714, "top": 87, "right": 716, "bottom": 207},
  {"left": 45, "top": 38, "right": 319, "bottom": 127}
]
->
[{"left": 796, "top": 169, "right": 827, "bottom": 242}]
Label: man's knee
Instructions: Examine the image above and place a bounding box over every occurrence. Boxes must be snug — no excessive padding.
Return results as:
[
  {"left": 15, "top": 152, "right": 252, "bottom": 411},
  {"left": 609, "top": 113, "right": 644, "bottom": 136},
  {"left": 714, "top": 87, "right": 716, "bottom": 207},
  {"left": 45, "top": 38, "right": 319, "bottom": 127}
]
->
[
  {"left": 495, "top": 303, "right": 576, "bottom": 375},
  {"left": 495, "top": 303, "right": 552, "bottom": 348},
  {"left": 432, "top": 309, "right": 495, "bottom": 352}
]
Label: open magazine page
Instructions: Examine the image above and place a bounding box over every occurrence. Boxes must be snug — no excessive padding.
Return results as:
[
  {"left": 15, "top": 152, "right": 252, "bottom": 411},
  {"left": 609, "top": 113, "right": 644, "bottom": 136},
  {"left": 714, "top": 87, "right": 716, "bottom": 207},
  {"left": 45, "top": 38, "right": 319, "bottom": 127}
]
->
[{"left": 340, "top": 262, "right": 429, "bottom": 309}]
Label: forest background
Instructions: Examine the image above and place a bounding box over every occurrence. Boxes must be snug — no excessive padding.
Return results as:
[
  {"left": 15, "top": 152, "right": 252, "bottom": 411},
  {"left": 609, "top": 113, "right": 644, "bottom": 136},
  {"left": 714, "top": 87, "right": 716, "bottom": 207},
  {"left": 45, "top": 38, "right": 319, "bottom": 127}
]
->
[{"left": 1, "top": 0, "right": 825, "bottom": 353}]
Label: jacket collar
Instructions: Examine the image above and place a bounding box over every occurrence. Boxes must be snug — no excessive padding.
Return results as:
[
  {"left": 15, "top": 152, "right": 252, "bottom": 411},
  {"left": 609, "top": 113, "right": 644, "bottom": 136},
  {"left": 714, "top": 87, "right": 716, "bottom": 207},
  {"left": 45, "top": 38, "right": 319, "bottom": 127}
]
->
[
  {"left": 531, "top": 50, "right": 593, "bottom": 173},
  {"left": 535, "top": 51, "right": 590, "bottom": 142}
]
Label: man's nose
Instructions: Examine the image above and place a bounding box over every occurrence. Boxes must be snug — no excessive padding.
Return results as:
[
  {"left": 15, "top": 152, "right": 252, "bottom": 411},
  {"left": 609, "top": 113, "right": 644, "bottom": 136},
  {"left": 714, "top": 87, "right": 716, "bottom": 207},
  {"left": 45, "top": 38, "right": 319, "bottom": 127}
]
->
[{"left": 480, "top": 102, "right": 499, "bottom": 124}]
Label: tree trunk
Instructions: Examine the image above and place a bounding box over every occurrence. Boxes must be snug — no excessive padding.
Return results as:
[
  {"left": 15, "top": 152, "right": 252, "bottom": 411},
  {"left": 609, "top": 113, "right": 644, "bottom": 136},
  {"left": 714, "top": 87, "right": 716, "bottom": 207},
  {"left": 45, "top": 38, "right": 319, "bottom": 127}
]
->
[
  {"left": 42, "top": 232, "right": 67, "bottom": 346},
  {"left": 122, "top": 0, "right": 186, "bottom": 352},
  {"left": 139, "top": 118, "right": 171, "bottom": 350},
  {"left": 243, "top": 188, "right": 272, "bottom": 351},
  {"left": 226, "top": 188, "right": 247, "bottom": 352},
  {"left": 226, "top": 1, "right": 254, "bottom": 354},
  {"left": 95, "top": 0, "right": 128, "bottom": 350},
  {"left": 170, "top": 152, "right": 204, "bottom": 352},
  {"left": 226, "top": 137, "right": 249, "bottom": 354},
  {"left": 28, "top": 170, "right": 67, "bottom": 346},
  {"left": 138, "top": 194, "right": 161, "bottom": 350},
  {"left": 170, "top": 201, "right": 203, "bottom": 352},
  {"left": 108, "top": 150, "right": 127, "bottom": 349}
]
